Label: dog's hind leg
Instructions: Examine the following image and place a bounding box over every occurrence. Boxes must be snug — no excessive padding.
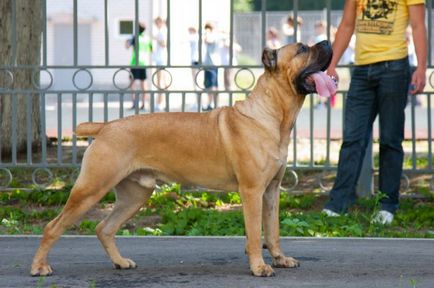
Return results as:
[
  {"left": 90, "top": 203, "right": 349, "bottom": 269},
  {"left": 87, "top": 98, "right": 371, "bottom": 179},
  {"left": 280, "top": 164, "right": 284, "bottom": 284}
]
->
[
  {"left": 96, "top": 177, "right": 154, "bottom": 269},
  {"left": 30, "top": 183, "right": 116, "bottom": 276},
  {"left": 262, "top": 172, "right": 299, "bottom": 269},
  {"left": 31, "top": 144, "right": 130, "bottom": 276}
]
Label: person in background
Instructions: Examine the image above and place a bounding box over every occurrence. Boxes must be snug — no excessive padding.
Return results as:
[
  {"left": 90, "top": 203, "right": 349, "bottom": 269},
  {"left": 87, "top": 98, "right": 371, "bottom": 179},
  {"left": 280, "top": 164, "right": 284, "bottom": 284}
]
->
[
  {"left": 311, "top": 21, "right": 328, "bottom": 45},
  {"left": 282, "top": 15, "right": 302, "bottom": 45},
  {"left": 125, "top": 23, "right": 152, "bottom": 110},
  {"left": 188, "top": 27, "right": 199, "bottom": 90},
  {"left": 202, "top": 22, "right": 219, "bottom": 111},
  {"left": 406, "top": 26, "right": 422, "bottom": 106},
  {"left": 266, "top": 27, "right": 281, "bottom": 49},
  {"left": 153, "top": 17, "right": 168, "bottom": 111},
  {"left": 220, "top": 31, "right": 242, "bottom": 91},
  {"left": 322, "top": 0, "right": 427, "bottom": 225},
  {"left": 331, "top": 34, "right": 356, "bottom": 109}
]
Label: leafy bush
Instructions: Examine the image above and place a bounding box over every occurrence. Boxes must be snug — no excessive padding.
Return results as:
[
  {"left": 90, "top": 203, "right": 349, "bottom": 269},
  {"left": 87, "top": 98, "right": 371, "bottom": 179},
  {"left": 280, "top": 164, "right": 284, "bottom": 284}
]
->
[
  {"left": 0, "top": 182, "right": 433, "bottom": 238},
  {"left": 280, "top": 193, "right": 317, "bottom": 210},
  {"left": 159, "top": 208, "right": 244, "bottom": 236}
]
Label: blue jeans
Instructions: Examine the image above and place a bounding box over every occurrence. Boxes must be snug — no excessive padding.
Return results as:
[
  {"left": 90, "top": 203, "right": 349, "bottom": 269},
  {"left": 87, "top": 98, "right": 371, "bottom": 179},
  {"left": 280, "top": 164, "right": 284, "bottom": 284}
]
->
[
  {"left": 204, "top": 68, "right": 218, "bottom": 89},
  {"left": 325, "top": 57, "right": 410, "bottom": 214}
]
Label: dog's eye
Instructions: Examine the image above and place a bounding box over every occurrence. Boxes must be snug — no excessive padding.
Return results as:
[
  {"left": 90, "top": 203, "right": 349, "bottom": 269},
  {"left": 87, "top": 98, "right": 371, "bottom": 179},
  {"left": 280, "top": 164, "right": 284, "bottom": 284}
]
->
[{"left": 297, "top": 45, "right": 308, "bottom": 55}]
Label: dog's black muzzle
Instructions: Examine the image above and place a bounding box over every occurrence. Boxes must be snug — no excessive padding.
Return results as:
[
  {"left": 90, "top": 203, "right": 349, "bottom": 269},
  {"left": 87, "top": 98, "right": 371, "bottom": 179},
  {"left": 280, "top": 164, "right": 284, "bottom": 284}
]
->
[{"left": 295, "top": 40, "right": 333, "bottom": 95}]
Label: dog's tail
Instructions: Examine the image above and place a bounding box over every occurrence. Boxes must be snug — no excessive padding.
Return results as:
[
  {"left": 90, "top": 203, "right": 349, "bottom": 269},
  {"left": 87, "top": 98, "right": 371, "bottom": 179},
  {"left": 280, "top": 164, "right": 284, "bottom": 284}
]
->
[{"left": 76, "top": 122, "right": 105, "bottom": 137}]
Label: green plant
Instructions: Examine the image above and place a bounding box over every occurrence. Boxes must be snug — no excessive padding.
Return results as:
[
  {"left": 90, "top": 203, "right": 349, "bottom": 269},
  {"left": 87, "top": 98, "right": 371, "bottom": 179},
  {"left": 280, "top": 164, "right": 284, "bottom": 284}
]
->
[
  {"left": 280, "top": 193, "right": 317, "bottom": 210},
  {"left": 79, "top": 220, "right": 98, "bottom": 234},
  {"left": 220, "top": 192, "right": 241, "bottom": 205},
  {"left": 135, "top": 227, "right": 162, "bottom": 236},
  {"left": 366, "top": 191, "right": 388, "bottom": 234},
  {"left": 35, "top": 276, "right": 45, "bottom": 288},
  {"left": 237, "top": 53, "right": 257, "bottom": 66},
  {"left": 409, "top": 279, "right": 418, "bottom": 288},
  {"left": 0, "top": 177, "right": 432, "bottom": 238},
  {"left": 88, "top": 280, "right": 96, "bottom": 288},
  {"left": 160, "top": 207, "right": 245, "bottom": 236},
  {"left": 121, "top": 229, "right": 131, "bottom": 236},
  {"left": 1, "top": 212, "right": 21, "bottom": 234},
  {"left": 281, "top": 217, "right": 313, "bottom": 236}
]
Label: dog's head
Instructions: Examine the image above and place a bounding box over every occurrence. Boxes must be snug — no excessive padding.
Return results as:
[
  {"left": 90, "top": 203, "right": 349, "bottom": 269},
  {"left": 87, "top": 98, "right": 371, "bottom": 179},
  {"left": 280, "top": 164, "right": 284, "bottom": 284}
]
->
[{"left": 262, "top": 40, "right": 333, "bottom": 95}]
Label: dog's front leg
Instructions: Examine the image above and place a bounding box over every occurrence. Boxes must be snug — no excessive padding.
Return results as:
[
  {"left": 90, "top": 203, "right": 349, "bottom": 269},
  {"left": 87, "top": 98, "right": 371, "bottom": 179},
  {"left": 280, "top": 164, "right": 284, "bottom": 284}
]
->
[
  {"left": 263, "top": 177, "right": 299, "bottom": 269},
  {"left": 240, "top": 186, "right": 275, "bottom": 277}
]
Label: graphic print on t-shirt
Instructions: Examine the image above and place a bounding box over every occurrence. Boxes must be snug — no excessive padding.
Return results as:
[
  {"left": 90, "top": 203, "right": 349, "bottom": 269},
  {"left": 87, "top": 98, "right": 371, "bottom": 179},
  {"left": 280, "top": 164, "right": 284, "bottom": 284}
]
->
[{"left": 356, "top": 0, "right": 398, "bottom": 35}]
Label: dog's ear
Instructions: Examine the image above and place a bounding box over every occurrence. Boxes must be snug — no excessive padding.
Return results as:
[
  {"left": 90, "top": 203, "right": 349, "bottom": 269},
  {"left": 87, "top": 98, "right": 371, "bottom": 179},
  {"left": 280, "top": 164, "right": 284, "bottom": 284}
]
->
[{"left": 262, "top": 48, "right": 277, "bottom": 71}]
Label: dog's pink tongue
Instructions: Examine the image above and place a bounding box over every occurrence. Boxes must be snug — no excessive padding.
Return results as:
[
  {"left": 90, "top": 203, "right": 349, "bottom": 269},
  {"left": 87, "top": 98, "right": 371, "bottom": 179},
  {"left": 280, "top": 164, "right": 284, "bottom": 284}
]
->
[{"left": 311, "top": 71, "right": 337, "bottom": 97}]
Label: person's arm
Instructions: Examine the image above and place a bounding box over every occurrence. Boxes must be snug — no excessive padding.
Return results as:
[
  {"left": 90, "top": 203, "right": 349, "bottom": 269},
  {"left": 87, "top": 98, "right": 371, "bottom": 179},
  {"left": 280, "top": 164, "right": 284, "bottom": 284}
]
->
[
  {"left": 204, "top": 30, "right": 217, "bottom": 44},
  {"left": 125, "top": 37, "right": 133, "bottom": 49},
  {"left": 327, "top": 0, "right": 357, "bottom": 81},
  {"left": 157, "top": 31, "right": 167, "bottom": 48},
  {"left": 159, "top": 39, "right": 167, "bottom": 48},
  {"left": 408, "top": 4, "right": 427, "bottom": 94}
]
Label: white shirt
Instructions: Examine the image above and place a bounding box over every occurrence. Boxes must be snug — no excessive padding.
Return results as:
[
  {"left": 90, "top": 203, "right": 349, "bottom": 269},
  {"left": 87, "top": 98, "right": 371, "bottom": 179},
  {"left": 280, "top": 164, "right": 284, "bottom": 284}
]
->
[{"left": 153, "top": 28, "right": 167, "bottom": 65}]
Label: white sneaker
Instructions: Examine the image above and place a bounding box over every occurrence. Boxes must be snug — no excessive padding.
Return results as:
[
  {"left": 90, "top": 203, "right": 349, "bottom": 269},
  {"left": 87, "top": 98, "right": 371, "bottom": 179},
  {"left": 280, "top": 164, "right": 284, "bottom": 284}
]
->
[
  {"left": 322, "top": 208, "right": 340, "bottom": 217},
  {"left": 372, "top": 210, "right": 394, "bottom": 225}
]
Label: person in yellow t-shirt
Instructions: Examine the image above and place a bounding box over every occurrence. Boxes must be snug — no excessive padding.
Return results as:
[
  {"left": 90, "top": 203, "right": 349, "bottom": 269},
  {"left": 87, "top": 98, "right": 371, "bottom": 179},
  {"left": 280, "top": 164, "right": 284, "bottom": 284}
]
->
[{"left": 323, "top": 0, "right": 427, "bottom": 224}]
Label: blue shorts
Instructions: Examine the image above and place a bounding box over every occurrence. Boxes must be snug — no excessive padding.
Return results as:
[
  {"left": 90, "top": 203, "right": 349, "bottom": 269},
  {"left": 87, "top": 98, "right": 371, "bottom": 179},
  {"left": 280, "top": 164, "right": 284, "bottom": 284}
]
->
[{"left": 204, "top": 68, "right": 218, "bottom": 89}]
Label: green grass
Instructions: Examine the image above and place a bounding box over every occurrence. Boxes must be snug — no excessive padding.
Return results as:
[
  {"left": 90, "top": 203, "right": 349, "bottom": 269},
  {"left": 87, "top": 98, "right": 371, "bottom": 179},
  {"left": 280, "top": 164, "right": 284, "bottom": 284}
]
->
[{"left": 1, "top": 182, "right": 432, "bottom": 238}]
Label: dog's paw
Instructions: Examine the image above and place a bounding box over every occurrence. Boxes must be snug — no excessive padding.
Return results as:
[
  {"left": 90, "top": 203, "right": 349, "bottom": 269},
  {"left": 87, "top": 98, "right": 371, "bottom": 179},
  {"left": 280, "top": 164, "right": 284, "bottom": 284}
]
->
[
  {"left": 113, "top": 258, "right": 137, "bottom": 270},
  {"left": 30, "top": 263, "right": 53, "bottom": 277},
  {"left": 272, "top": 256, "right": 300, "bottom": 268},
  {"left": 251, "top": 263, "right": 275, "bottom": 277}
]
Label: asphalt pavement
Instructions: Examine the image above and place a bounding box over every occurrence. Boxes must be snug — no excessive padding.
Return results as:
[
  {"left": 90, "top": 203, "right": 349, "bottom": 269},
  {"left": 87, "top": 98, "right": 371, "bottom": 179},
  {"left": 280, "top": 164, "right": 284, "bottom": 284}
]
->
[{"left": 0, "top": 236, "right": 433, "bottom": 288}]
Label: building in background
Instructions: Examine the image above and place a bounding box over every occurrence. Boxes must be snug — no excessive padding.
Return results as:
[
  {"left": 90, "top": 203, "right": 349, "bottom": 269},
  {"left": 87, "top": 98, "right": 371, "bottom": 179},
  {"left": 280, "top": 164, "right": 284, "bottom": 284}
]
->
[{"left": 43, "top": 0, "right": 434, "bottom": 92}]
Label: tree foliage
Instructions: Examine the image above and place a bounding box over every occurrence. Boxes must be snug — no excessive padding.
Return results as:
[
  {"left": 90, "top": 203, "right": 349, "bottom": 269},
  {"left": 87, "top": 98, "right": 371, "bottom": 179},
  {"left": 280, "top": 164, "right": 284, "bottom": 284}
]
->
[
  {"left": 234, "top": 0, "right": 345, "bottom": 12},
  {"left": 234, "top": 0, "right": 254, "bottom": 12}
]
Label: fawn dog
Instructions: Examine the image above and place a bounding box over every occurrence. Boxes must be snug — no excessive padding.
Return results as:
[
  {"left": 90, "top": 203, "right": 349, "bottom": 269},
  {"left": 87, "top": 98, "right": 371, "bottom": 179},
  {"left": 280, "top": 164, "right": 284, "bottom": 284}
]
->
[{"left": 31, "top": 40, "right": 334, "bottom": 277}]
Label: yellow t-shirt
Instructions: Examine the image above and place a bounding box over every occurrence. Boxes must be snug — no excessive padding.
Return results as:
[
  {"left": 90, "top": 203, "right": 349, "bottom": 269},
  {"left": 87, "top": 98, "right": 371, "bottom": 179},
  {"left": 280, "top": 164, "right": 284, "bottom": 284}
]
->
[{"left": 354, "top": 0, "right": 425, "bottom": 65}]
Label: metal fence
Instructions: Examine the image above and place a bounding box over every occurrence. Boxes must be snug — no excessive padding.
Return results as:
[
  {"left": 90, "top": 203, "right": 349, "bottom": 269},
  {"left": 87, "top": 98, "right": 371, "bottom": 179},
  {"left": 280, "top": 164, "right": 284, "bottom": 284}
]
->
[{"left": 0, "top": 0, "right": 433, "bottom": 192}]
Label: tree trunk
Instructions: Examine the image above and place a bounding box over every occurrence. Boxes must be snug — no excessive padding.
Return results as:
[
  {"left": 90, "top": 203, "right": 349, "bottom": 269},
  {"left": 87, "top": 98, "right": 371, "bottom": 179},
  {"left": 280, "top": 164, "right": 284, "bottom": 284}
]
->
[{"left": 0, "top": 0, "right": 43, "bottom": 155}]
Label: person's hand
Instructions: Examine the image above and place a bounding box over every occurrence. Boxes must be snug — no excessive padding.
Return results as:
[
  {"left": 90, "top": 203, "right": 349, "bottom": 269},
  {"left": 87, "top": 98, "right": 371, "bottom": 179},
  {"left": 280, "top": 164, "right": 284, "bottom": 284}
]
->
[
  {"left": 326, "top": 65, "right": 339, "bottom": 89},
  {"left": 410, "top": 67, "right": 426, "bottom": 94},
  {"left": 326, "top": 66, "right": 339, "bottom": 81}
]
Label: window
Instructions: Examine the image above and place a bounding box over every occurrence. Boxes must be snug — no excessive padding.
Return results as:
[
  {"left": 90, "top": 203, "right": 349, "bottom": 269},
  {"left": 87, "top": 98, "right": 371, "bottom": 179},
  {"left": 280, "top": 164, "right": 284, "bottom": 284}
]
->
[{"left": 119, "top": 20, "right": 133, "bottom": 36}]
